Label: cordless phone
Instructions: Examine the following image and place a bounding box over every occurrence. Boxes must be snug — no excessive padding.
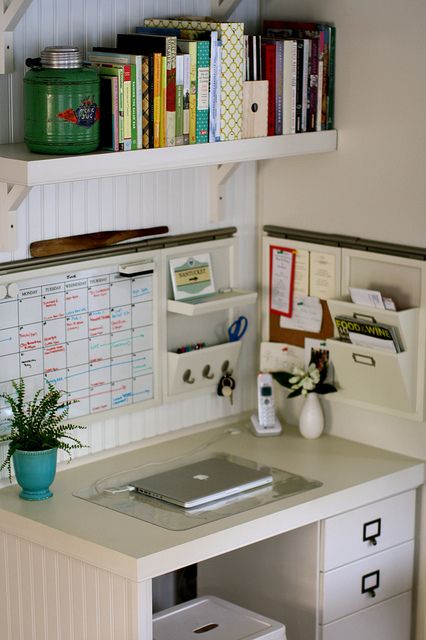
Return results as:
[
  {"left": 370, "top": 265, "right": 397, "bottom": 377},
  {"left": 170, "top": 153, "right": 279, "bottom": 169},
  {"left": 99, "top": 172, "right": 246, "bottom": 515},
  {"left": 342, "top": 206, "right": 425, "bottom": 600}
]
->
[{"left": 250, "top": 373, "right": 282, "bottom": 437}]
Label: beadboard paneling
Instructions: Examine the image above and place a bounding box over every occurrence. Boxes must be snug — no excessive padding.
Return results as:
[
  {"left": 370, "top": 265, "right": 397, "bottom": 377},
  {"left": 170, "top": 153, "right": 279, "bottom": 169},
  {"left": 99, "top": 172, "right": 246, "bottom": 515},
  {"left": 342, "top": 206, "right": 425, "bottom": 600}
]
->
[
  {"left": 0, "top": 0, "right": 259, "bottom": 477},
  {"left": 0, "top": 528, "right": 148, "bottom": 640}
]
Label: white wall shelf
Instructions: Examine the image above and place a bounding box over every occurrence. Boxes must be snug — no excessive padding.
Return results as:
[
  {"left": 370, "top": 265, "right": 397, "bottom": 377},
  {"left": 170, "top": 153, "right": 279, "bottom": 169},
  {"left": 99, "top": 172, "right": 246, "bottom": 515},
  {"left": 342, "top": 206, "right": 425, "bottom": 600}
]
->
[
  {"left": 167, "top": 289, "right": 257, "bottom": 316},
  {"left": 0, "top": 132, "right": 337, "bottom": 187}
]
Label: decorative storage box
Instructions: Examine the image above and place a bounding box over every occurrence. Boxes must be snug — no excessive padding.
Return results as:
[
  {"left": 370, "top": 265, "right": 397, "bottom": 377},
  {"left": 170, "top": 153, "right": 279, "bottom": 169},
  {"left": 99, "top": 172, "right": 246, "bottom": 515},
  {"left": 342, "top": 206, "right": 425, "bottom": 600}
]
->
[{"left": 153, "top": 595, "right": 286, "bottom": 640}]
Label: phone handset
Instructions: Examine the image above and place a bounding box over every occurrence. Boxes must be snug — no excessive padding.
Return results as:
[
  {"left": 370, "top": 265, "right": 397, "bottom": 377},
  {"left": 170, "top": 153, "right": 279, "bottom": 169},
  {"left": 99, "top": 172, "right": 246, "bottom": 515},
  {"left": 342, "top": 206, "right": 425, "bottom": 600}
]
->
[{"left": 251, "top": 373, "right": 282, "bottom": 436}]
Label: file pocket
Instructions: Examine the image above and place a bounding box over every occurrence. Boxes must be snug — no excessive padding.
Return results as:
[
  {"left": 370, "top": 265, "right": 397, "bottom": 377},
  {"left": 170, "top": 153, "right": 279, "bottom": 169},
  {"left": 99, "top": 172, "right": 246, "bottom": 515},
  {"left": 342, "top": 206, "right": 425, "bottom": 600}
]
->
[{"left": 326, "top": 300, "right": 419, "bottom": 414}]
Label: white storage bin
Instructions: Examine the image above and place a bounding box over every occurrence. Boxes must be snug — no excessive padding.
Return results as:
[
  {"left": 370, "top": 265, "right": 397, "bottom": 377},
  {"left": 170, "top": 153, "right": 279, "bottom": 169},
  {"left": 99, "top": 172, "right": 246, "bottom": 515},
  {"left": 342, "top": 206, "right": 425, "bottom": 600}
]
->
[{"left": 153, "top": 595, "right": 286, "bottom": 640}]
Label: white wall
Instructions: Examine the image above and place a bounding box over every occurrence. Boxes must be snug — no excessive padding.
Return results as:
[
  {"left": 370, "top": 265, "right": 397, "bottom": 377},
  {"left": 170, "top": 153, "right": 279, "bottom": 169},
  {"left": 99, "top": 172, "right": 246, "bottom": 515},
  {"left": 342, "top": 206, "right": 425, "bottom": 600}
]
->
[{"left": 259, "top": 0, "right": 426, "bottom": 637}]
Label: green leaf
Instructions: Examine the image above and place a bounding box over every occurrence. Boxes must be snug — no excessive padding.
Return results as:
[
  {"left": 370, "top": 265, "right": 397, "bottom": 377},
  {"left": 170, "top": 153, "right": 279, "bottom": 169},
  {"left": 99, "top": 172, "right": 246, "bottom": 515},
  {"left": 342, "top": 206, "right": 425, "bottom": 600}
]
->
[
  {"left": 316, "top": 383, "right": 337, "bottom": 395},
  {"left": 272, "top": 372, "right": 294, "bottom": 389}
]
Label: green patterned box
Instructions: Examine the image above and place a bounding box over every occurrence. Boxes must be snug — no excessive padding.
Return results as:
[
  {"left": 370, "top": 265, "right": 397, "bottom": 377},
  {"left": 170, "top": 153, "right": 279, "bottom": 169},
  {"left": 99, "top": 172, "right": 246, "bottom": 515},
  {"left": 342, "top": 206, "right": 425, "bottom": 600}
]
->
[{"left": 144, "top": 18, "right": 244, "bottom": 141}]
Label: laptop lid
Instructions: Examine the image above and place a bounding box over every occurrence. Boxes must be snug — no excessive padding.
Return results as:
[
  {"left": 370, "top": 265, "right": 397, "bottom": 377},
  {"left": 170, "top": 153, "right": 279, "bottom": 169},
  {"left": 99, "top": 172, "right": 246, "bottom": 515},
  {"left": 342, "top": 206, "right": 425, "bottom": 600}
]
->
[{"left": 130, "top": 457, "right": 273, "bottom": 509}]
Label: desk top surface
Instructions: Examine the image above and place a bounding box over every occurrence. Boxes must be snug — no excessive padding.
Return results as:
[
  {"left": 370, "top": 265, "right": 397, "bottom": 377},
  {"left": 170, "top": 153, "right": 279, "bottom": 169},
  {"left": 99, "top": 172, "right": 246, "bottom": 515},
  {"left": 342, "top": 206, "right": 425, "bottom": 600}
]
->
[{"left": 0, "top": 420, "right": 424, "bottom": 580}]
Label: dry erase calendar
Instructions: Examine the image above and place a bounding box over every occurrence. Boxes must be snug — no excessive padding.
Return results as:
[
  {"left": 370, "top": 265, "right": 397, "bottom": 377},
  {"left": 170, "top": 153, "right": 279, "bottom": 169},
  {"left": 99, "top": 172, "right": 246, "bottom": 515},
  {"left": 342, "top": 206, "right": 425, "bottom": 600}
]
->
[{"left": 0, "top": 253, "right": 159, "bottom": 432}]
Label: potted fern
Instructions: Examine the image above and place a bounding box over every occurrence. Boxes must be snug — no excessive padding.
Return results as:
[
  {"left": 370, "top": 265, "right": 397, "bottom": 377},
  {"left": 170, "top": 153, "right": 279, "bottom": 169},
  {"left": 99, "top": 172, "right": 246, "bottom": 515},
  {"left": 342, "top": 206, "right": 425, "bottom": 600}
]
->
[{"left": 0, "top": 379, "right": 86, "bottom": 500}]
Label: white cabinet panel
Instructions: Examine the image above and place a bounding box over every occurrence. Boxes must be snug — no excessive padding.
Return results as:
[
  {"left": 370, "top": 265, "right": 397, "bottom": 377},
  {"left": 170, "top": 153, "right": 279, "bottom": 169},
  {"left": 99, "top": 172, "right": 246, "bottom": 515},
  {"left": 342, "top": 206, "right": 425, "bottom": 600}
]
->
[
  {"left": 321, "top": 591, "right": 411, "bottom": 640},
  {"left": 320, "top": 541, "right": 414, "bottom": 624},
  {"left": 321, "top": 490, "right": 415, "bottom": 570}
]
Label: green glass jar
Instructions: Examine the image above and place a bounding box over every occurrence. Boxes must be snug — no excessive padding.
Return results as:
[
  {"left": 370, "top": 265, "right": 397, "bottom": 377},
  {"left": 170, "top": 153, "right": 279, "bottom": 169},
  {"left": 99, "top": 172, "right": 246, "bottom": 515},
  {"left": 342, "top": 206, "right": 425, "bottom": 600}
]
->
[{"left": 24, "top": 46, "right": 100, "bottom": 154}]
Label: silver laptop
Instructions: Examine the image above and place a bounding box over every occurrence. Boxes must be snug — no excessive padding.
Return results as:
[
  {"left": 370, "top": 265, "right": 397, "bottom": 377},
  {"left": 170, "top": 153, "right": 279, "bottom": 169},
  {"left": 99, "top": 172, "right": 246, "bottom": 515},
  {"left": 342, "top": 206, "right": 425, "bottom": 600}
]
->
[{"left": 130, "top": 456, "right": 273, "bottom": 509}]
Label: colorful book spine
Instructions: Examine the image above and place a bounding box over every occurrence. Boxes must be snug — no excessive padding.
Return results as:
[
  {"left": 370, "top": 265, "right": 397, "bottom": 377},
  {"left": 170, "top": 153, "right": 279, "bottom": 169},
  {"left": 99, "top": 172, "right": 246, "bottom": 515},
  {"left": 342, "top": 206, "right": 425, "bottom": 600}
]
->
[
  {"left": 182, "top": 53, "right": 190, "bottom": 145},
  {"left": 283, "top": 39, "right": 297, "bottom": 135},
  {"left": 121, "top": 64, "right": 132, "bottom": 150},
  {"left": 208, "top": 30, "right": 219, "bottom": 143},
  {"left": 153, "top": 52, "right": 162, "bottom": 147},
  {"left": 326, "top": 25, "right": 336, "bottom": 130},
  {"left": 320, "top": 27, "right": 330, "bottom": 130},
  {"left": 261, "top": 42, "right": 276, "bottom": 136},
  {"left": 316, "top": 30, "right": 325, "bottom": 132},
  {"left": 307, "top": 37, "right": 319, "bottom": 132},
  {"left": 215, "top": 40, "right": 222, "bottom": 142},
  {"left": 130, "top": 63, "right": 138, "bottom": 150},
  {"left": 160, "top": 55, "right": 167, "bottom": 147},
  {"left": 91, "top": 63, "right": 124, "bottom": 150},
  {"left": 175, "top": 55, "right": 184, "bottom": 146},
  {"left": 165, "top": 37, "right": 176, "bottom": 146},
  {"left": 301, "top": 39, "right": 310, "bottom": 133},
  {"left": 144, "top": 18, "right": 244, "bottom": 141},
  {"left": 142, "top": 56, "right": 150, "bottom": 149},
  {"left": 274, "top": 40, "right": 283, "bottom": 135},
  {"left": 295, "top": 40, "right": 304, "bottom": 133},
  {"left": 178, "top": 40, "right": 197, "bottom": 144},
  {"left": 195, "top": 40, "right": 210, "bottom": 143}
]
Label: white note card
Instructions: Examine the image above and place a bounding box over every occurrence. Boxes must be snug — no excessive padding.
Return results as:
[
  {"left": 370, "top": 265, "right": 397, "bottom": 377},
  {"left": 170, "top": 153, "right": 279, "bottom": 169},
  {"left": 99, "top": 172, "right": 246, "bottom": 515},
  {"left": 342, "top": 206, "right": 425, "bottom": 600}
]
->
[
  {"left": 293, "top": 249, "right": 310, "bottom": 297},
  {"left": 280, "top": 296, "right": 323, "bottom": 333},
  {"left": 260, "top": 341, "right": 304, "bottom": 373},
  {"left": 309, "top": 252, "right": 336, "bottom": 299}
]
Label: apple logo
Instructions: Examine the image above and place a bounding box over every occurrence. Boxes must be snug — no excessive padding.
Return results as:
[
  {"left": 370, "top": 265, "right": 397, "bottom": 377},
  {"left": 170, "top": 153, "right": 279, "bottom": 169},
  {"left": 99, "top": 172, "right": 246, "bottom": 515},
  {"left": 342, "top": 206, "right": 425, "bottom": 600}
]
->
[{"left": 193, "top": 474, "right": 209, "bottom": 481}]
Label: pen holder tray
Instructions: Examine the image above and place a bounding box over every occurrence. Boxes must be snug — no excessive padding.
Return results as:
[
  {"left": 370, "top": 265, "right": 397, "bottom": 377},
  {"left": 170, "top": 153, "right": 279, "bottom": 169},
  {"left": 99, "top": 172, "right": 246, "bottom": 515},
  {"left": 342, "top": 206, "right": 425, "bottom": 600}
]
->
[{"left": 167, "top": 341, "right": 242, "bottom": 397}]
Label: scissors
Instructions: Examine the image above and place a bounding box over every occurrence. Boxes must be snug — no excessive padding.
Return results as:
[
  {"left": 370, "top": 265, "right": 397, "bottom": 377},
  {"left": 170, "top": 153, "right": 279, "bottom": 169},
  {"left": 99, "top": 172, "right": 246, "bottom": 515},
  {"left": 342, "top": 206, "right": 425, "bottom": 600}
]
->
[{"left": 228, "top": 315, "right": 248, "bottom": 342}]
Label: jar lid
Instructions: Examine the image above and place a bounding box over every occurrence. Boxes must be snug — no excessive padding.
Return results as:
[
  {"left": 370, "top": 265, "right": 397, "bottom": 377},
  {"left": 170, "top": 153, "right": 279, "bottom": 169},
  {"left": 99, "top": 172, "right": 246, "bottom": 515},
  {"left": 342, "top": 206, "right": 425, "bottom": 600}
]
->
[{"left": 40, "top": 46, "right": 83, "bottom": 69}]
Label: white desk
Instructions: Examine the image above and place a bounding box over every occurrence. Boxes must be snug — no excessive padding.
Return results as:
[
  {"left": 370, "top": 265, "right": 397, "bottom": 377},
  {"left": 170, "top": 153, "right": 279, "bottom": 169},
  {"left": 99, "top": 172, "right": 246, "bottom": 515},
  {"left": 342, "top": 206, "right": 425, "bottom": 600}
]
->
[{"left": 0, "top": 421, "right": 424, "bottom": 640}]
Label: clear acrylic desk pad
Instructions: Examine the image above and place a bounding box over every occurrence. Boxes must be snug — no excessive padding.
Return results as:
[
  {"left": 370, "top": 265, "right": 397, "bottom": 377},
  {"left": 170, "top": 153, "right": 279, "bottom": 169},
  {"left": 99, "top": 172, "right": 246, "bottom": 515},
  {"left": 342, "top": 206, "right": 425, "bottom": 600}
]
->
[{"left": 73, "top": 453, "right": 322, "bottom": 531}]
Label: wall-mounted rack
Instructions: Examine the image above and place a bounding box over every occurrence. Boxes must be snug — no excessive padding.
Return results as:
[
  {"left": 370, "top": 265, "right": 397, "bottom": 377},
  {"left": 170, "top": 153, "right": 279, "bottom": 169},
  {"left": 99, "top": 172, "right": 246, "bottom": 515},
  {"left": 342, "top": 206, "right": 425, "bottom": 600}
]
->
[{"left": 262, "top": 225, "right": 426, "bottom": 421}]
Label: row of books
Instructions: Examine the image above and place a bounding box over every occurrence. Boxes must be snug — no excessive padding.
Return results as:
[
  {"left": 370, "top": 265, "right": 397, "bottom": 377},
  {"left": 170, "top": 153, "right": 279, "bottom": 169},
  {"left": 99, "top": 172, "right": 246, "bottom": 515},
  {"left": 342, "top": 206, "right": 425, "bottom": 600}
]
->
[
  {"left": 89, "top": 17, "right": 244, "bottom": 151},
  {"left": 244, "top": 21, "right": 335, "bottom": 135},
  {"left": 89, "top": 17, "right": 335, "bottom": 152}
]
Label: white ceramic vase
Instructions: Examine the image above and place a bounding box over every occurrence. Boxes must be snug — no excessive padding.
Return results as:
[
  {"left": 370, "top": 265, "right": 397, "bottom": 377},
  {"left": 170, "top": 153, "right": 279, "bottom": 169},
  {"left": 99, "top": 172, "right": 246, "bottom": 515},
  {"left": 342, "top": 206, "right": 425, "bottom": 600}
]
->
[{"left": 299, "top": 392, "right": 324, "bottom": 439}]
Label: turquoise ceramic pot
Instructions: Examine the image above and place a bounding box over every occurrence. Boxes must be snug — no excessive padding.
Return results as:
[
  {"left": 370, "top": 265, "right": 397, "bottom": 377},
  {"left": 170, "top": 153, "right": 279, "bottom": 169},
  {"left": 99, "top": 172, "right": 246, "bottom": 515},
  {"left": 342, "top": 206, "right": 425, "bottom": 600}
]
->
[{"left": 12, "top": 448, "right": 58, "bottom": 500}]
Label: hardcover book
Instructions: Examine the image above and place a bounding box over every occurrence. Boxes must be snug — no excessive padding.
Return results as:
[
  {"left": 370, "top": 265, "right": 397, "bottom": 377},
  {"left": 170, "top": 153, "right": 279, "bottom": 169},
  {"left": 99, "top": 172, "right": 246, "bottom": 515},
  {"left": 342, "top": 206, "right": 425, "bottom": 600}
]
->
[
  {"left": 195, "top": 39, "right": 210, "bottom": 143},
  {"left": 116, "top": 33, "right": 177, "bottom": 147},
  {"left": 91, "top": 49, "right": 143, "bottom": 149},
  {"left": 141, "top": 56, "right": 150, "bottom": 149},
  {"left": 261, "top": 41, "right": 276, "bottom": 136},
  {"left": 99, "top": 75, "right": 119, "bottom": 151},
  {"left": 144, "top": 18, "right": 244, "bottom": 141}
]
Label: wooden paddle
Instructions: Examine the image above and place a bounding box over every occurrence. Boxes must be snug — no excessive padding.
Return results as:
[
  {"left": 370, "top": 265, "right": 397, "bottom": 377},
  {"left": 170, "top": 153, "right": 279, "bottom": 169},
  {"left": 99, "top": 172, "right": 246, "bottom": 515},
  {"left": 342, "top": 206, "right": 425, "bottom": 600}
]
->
[{"left": 30, "top": 226, "right": 169, "bottom": 257}]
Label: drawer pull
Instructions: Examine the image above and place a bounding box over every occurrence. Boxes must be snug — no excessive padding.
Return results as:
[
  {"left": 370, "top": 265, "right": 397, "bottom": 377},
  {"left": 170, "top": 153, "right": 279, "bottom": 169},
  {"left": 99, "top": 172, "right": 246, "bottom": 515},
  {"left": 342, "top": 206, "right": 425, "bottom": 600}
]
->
[
  {"left": 363, "top": 517, "right": 382, "bottom": 546},
  {"left": 361, "top": 569, "right": 380, "bottom": 598},
  {"left": 353, "top": 312, "right": 377, "bottom": 323},
  {"left": 352, "top": 353, "right": 376, "bottom": 366}
]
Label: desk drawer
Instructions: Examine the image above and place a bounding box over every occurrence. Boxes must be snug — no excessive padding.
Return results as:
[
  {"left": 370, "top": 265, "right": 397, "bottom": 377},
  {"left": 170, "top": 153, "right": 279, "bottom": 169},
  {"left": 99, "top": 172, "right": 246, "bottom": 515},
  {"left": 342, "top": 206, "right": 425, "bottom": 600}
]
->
[
  {"left": 321, "top": 490, "right": 415, "bottom": 570},
  {"left": 320, "top": 540, "right": 414, "bottom": 624},
  {"left": 320, "top": 591, "right": 411, "bottom": 640}
]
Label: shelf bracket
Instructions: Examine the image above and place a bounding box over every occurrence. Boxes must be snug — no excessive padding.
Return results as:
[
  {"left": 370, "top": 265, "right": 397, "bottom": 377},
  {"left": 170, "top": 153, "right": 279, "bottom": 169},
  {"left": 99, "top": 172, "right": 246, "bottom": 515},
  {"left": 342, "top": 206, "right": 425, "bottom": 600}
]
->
[
  {"left": 209, "top": 162, "right": 239, "bottom": 222},
  {"left": 0, "top": 182, "right": 29, "bottom": 249},
  {"left": 210, "top": 0, "right": 243, "bottom": 20},
  {"left": 0, "top": 0, "right": 33, "bottom": 74}
]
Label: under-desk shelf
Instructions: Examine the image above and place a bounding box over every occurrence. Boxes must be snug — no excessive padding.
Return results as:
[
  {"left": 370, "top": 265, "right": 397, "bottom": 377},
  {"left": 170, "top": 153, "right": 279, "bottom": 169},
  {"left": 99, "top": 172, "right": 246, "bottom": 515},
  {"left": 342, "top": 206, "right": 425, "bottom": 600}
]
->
[{"left": 0, "top": 131, "right": 337, "bottom": 186}]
